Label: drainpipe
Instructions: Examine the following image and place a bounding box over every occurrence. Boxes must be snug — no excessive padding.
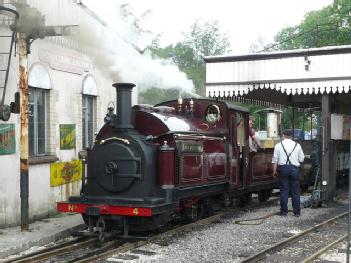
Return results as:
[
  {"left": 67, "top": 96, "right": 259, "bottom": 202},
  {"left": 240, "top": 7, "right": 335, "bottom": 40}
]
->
[{"left": 19, "top": 32, "right": 29, "bottom": 231}]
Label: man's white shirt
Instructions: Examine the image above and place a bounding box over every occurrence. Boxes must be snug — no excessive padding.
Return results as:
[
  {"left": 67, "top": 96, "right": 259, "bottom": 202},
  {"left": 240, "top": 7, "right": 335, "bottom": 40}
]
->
[{"left": 272, "top": 138, "right": 305, "bottom": 166}]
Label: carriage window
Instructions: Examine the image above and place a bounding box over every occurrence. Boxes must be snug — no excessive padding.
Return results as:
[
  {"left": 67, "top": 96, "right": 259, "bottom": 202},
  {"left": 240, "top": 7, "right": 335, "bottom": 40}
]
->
[
  {"left": 237, "top": 113, "right": 246, "bottom": 148},
  {"left": 205, "top": 104, "right": 221, "bottom": 124}
]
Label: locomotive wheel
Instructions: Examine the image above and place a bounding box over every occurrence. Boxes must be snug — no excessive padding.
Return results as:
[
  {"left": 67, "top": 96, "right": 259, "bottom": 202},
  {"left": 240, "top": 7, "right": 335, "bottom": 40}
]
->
[
  {"left": 185, "top": 204, "right": 202, "bottom": 222},
  {"left": 258, "top": 189, "right": 272, "bottom": 202},
  {"left": 199, "top": 198, "right": 214, "bottom": 218},
  {"left": 235, "top": 193, "right": 252, "bottom": 208}
]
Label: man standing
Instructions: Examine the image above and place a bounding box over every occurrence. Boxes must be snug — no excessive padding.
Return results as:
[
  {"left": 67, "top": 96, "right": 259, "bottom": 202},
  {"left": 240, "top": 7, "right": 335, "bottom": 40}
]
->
[
  {"left": 272, "top": 129, "right": 305, "bottom": 217},
  {"left": 249, "top": 117, "right": 262, "bottom": 151}
]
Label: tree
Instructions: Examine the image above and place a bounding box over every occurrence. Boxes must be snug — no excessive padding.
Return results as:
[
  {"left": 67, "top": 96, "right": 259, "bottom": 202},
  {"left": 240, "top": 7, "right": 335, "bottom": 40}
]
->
[
  {"left": 259, "top": 0, "right": 350, "bottom": 133},
  {"left": 249, "top": 36, "right": 271, "bottom": 53},
  {"left": 143, "top": 20, "right": 231, "bottom": 102},
  {"left": 117, "top": 5, "right": 231, "bottom": 104},
  {"left": 184, "top": 20, "right": 231, "bottom": 60},
  {"left": 118, "top": 3, "right": 156, "bottom": 51},
  {"left": 272, "top": 0, "right": 351, "bottom": 51},
  {"left": 138, "top": 87, "right": 181, "bottom": 105}
]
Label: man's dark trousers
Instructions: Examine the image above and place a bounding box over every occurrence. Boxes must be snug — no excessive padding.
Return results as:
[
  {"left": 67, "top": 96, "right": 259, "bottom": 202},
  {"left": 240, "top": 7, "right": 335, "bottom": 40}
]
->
[{"left": 278, "top": 165, "right": 301, "bottom": 215}]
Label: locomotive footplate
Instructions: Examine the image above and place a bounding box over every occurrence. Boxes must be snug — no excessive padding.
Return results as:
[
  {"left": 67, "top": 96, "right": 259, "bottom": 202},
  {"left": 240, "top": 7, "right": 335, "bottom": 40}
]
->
[{"left": 57, "top": 201, "right": 175, "bottom": 217}]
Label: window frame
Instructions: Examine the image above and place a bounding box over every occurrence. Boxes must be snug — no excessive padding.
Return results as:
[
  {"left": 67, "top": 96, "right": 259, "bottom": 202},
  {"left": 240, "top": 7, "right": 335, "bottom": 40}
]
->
[
  {"left": 28, "top": 86, "right": 49, "bottom": 157},
  {"left": 82, "top": 94, "right": 96, "bottom": 149}
]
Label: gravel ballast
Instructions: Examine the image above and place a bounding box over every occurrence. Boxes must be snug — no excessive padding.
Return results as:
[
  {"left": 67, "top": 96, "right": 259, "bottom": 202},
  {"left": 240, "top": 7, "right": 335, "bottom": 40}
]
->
[{"left": 107, "top": 192, "right": 349, "bottom": 263}]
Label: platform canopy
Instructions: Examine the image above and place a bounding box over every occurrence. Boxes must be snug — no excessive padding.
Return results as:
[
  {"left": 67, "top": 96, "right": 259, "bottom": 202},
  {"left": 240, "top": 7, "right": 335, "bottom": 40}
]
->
[{"left": 205, "top": 45, "right": 351, "bottom": 114}]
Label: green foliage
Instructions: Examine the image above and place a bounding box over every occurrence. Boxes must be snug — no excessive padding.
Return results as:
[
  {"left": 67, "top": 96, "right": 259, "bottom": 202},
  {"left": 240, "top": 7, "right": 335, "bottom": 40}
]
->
[
  {"left": 232, "top": 101, "right": 318, "bottom": 133},
  {"left": 281, "top": 109, "right": 319, "bottom": 132},
  {"left": 138, "top": 87, "right": 194, "bottom": 105},
  {"left": 272, "top": 0, "right": 351, "bottom": 50},
  {"left": 142, "top": 20, "right": 231, "bottom": 102},
  {"left": 119, "top": 3, "right": 152, "bottom": 36},
  {"left": 184, "top": 20, "right": 231, "bottom": 59},
  {"left": 256, "top": 0, "right": 349, "bottom": 133},
  {"left": 139, "top": 88, "right": 180, "bottom": 105},
  {"left": 117, "top": 4, "right": 231, "bottom": 104}
]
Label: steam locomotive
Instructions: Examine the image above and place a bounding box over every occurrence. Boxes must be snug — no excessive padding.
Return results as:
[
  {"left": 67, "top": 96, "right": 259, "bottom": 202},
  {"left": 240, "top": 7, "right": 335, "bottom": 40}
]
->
[{"left": 57, "top": 83, "right": 314, "bottom": 238}]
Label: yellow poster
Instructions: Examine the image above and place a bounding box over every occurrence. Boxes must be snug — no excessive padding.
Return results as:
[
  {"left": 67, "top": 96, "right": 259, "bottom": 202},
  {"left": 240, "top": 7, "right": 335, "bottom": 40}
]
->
[{"left": 50, "top": 160, "right": 82, "bottom": 187}]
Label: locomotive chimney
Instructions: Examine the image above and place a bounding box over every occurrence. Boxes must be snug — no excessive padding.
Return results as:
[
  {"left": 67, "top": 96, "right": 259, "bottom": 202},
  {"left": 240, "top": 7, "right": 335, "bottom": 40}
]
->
[{"left": 112, "top": 82, "right": 135, "bottom": 129}]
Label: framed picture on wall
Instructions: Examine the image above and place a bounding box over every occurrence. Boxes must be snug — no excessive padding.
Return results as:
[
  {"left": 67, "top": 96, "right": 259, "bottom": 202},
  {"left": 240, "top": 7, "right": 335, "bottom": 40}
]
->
[{"left": 60, "top": 124, "right": 76, "bottom": 150}]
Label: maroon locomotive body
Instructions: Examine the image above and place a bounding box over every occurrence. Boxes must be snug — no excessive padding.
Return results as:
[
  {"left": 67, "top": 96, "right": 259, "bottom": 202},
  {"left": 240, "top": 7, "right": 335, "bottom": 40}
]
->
[{"left": 57, "top": 83, "right": 278, "bottom": 237}]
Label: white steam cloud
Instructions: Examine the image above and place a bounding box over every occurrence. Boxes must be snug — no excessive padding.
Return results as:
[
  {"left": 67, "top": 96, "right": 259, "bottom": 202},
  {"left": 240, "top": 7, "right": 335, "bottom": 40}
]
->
[{"left": 75, "top": 0, "right": 195, "bottom": 95}]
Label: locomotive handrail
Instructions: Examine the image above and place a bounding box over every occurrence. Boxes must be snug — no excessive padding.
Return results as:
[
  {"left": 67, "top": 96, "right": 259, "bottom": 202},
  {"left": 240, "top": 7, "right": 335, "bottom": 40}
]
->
[
  {"left": 100, "top": 137, "right": 130, "bottom": 145},
  {"left": 151, "top": 131, "right": 226, "bottom": 141},
  {"left": 174, "top": 133, "right": 226, "bottom": 141}
]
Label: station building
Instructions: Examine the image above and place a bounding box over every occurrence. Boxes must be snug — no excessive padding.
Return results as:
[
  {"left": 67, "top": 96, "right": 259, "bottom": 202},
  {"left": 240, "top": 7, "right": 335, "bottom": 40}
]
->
[
  {"left": 205, "top": 46, "right": 351, "bottom": 202},
  {"left": 0, "top": 0, "right": 138, "bottom": 226}
]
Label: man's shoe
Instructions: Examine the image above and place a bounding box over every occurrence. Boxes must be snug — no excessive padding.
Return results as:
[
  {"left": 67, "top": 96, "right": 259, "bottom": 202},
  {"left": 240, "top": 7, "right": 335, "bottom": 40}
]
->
[
  {"left": 277, "top": 212, "right": 287, "bottom": 216},
  {"left": 294, "top": 214, "right": 300, "bottom": 217}
]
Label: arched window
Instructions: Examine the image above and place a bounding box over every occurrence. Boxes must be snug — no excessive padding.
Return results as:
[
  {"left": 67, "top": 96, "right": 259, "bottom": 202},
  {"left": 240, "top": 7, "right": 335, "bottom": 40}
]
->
[
  {"left": 82, "top": 75, "right": 97, "bottom": 149},
  {"left": 28, "top": 64, "right": 51, "bottom": 157}
]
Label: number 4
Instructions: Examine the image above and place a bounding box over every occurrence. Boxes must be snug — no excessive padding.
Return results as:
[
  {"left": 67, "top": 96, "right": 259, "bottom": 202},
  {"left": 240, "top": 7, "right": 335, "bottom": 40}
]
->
[{"left": 132, "top": 208, "right": 139, "bottom": 215}]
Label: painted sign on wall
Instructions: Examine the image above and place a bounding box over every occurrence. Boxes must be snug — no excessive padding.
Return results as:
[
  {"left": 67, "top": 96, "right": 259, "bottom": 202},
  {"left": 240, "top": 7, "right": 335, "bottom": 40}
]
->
[
  {"left": 50, "top": 160, "right": 82, "bottom": 187},
  {"left": 39, "top": 49, "right": 91, "bottom": 75},
  {"left": 0, "top": 124, "right": 15, "bottom": 155},
  {"left": 60, "top": 124, "right": 76, "bottom": 149}
]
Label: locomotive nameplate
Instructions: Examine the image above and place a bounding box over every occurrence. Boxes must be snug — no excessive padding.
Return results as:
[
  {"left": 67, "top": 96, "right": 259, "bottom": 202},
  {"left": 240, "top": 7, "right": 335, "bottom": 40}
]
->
[{"left": 177, "top": 141, "right": 203, "bottom": 153}]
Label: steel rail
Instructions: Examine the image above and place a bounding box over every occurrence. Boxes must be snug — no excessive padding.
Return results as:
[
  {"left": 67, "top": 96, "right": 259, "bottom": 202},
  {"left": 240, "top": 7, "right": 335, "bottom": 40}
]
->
[
  {"left": 6, "top": 237, "right": 95, "bottom": 263},
  {"left": 241, "top": 211, "right": 349, "bottom": 263},
  {"left": 302, "top": 234, "right": 347, "bottom": 263}
]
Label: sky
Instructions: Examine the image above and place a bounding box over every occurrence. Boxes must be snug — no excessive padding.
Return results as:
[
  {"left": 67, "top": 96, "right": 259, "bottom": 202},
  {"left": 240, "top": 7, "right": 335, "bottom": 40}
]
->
[
  {"left": 94, "top": 0, "right": 333, "bottom": 54},
  {"left": 80, "top": 0, "right": 334, "bottom": 93}
]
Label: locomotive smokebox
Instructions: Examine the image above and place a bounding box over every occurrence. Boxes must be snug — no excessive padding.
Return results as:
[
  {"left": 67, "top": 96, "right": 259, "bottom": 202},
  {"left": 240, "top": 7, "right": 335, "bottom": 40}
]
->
[{"left": 112, "top": 82, "right": 135, "bottom": 129}]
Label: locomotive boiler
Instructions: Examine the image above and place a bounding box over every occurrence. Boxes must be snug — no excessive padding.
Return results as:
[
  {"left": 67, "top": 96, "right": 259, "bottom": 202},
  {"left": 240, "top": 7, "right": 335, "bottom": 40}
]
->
[{"left": 57, "top": 82, "right": 281, "bottom": 238}]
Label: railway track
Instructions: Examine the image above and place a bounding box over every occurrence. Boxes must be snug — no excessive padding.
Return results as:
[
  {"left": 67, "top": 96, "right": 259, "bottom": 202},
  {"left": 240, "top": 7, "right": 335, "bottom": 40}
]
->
[
  {"left": 5, "top": 236, "right": 128, "bottom": 263},
  {"left": 3, "top": 215, "right": 225, "bottom": 263},
  {"left": 241, "top": 211, "right": 349, "bottom": 263},
  {"left": 4, "top": 237, "right": 97, "bottom": 263},
  {"left": 4, "top": 197, "right": 279, "bottom": 263},
  {"left": 75, "top": 197, "right": 281, "bottom": 262}
]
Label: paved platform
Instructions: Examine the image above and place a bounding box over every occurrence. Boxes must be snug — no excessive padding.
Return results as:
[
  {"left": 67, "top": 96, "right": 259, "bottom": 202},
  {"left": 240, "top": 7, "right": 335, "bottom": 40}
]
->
[{"left": 0, "top": 213, "right": 85, "bottom": 259}]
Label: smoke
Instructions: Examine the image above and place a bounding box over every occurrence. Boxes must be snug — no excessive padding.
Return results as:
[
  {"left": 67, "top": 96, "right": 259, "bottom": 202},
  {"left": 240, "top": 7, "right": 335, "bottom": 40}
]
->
[{"left": 74, "top": 1, "right": 195, "bottom": 95}]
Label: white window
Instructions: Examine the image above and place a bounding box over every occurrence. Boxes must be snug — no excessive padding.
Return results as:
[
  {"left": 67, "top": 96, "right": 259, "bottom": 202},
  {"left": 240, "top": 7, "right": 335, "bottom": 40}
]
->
[
  {"left": 29, "top": 87, "right": 48, "bottom": 156},
  {"left": 28, "top": 64, "right": 51, "bottom": 157},
  {"left": 82, "top": 95, "right": 95, "bottom": 148},
  {"left": 82, "top": 75, "right": 97, "bottom": 149}
]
